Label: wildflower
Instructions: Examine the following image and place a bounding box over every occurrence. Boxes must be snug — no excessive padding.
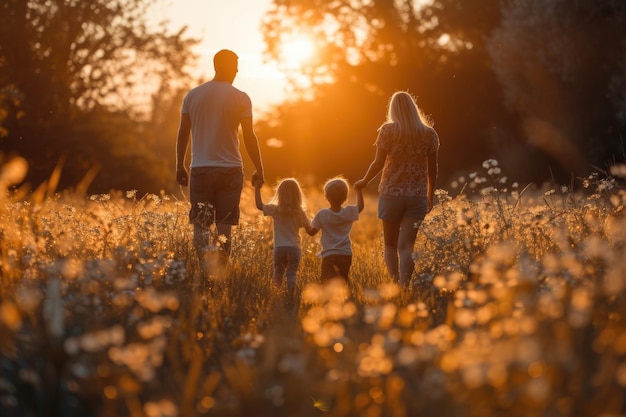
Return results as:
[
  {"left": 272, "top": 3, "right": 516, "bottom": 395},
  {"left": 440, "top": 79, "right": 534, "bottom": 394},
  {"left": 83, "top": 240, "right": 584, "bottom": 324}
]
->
[
  {"left": 481, "top": 187, "right": 495, "bottom": 196},
  {"left": 597, "top": 178, "right": 615, "bottom": 192},
  {"left": 482, "top": 159, "right": 498, "bottom": 169}
]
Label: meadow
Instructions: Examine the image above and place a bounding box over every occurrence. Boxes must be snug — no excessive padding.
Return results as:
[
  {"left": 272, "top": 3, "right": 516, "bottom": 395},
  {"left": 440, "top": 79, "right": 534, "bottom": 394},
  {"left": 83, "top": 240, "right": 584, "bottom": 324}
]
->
[{"left": 1, "top": 158, "right": 626, "bottom": 417}]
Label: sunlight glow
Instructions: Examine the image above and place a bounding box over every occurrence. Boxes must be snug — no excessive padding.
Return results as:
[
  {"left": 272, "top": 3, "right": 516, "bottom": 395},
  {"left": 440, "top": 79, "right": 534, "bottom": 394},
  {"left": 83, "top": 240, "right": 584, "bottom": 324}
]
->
[{"left": 279, "top": 33, "right": 316, "bottom": 69}]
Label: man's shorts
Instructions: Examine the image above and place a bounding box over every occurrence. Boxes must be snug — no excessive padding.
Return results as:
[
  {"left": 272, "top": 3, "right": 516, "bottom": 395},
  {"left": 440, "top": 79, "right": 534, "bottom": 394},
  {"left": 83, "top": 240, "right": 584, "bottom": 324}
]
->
[
  {"left": 378, "top": 195, "right": 428, "bottom": 223},
  {"left": 189, "top": 166, "right": 244, "bottom": 226}
]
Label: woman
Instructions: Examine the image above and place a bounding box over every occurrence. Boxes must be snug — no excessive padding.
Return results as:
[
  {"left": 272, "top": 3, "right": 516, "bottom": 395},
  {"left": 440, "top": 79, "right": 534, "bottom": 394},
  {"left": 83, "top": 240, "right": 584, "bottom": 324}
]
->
[{"left": 354, "top": 91, "right": 439, "bottom": 286}]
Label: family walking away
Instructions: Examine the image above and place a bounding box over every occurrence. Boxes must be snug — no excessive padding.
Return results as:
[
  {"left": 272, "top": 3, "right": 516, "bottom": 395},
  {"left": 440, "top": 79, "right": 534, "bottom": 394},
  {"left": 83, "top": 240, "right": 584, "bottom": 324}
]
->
[
  {"left": 175, "top": 49, "right": 265, "bottom": 274},
  {"left": 355, "top": 91, "right": 439, "bottom": 286},
  {"left": 173, "top": 50, "right": 436, "bottom": 291}
]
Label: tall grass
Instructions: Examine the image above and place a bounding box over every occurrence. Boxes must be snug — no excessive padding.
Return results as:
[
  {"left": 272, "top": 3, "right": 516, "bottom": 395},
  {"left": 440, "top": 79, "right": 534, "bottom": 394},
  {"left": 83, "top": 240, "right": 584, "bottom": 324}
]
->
[{"left": 1, "top": 158, "right": 625, "bottom": 417}]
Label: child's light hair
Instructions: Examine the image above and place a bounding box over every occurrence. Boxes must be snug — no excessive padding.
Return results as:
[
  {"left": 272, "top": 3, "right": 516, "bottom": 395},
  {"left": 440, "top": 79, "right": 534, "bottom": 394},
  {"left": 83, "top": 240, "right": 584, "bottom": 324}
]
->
[
  {"left": 323, "top": 177, "right": 349, "bottom": 206},
  {"left": 270, "top": 177, "right": 307, "bottom": 214}
]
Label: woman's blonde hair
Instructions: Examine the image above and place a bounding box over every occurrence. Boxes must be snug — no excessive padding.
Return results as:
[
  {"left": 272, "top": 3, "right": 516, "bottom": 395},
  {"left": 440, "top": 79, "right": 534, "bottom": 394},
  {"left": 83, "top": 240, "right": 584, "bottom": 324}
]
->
[
  {"left": 385, "top": 91, "right": 433, "bottom": 143},
  {"left": 270, "top": 178, "right": 307, "bottom": 215}
]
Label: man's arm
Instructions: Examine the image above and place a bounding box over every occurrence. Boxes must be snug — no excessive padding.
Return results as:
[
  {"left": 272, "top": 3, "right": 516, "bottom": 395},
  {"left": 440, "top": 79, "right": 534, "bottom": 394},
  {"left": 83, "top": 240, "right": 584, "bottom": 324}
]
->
[
  {"left": 241, "top": 116, "right": 264, "bottom": 185},
  {"left": 254, "top": 183, "right": 264, "bottom": 211},
  {"left": 175, "top": 113, "right": 191, "bottom": 186}
]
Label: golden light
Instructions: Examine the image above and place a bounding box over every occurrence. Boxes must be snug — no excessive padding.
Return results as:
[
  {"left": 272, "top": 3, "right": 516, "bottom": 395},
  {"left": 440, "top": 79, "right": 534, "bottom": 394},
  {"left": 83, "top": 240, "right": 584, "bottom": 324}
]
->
[{"left": 279, "top": 33, "right": 316, "bottom": 69}]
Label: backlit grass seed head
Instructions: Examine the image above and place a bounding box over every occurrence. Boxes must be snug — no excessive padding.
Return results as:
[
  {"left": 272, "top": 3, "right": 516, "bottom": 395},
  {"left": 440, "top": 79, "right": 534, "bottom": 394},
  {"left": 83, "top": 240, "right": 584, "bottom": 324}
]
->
[
  {"left": 0, "top": 301, "right": 21, "bottom": 331},
  {"left": 64, "top": 325, "right": 125, "bottom": 355},
  {"left": 134, "top": 288, "right": 179, "bottom": 313},
  {"left": 0, "top": 155, "right": 28, "bottom": 186},
  {"left": 610, "top": 163, "right": 626, "bottom": 178},
  {"left": 15, "top": 286, "right": 42, "bottom": 314},
  {"left": 143, "top": 399, "right": 178, "bottom": 417},
  {"left": 137, "top": 316, "right": 172, "bottom": 339},
  {"left": 108, "top": 336, "right": 167, "bottom": 381}
]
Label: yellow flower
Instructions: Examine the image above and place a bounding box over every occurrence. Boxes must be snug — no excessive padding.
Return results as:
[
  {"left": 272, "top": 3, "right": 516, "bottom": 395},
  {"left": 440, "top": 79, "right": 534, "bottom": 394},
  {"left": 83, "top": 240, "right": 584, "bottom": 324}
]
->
[{"left": 312, "top": 396, "right": 329, "bottom": 412}]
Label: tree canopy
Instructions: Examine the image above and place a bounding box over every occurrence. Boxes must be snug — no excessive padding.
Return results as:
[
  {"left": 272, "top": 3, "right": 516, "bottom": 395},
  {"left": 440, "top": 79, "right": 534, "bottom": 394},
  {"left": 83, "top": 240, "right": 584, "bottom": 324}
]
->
[
  {"left": 0, "top": 0, "right": 197, "bottom": 193},
  {"left": 256, "top": 0, "right": 626, "bottom": 186}
]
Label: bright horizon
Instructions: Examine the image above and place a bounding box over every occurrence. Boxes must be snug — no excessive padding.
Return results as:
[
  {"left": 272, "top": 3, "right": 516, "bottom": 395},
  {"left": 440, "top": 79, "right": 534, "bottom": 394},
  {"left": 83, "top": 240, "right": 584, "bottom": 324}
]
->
[{"left": 151, "top": 0, "right": 290, "bottom": 116}]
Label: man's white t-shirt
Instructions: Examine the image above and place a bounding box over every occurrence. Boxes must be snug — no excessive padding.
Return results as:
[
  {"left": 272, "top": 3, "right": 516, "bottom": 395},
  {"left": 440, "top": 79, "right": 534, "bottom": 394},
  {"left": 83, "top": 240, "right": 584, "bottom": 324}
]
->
[
  {"left": 262, "top": 204, "right": 310, "bottom": 248},
  {"left": 311, "top": 205, "right": 360, "bottom": 257},
  {"left": 181, "top": 81, "right": 253, "bottom": 168}
]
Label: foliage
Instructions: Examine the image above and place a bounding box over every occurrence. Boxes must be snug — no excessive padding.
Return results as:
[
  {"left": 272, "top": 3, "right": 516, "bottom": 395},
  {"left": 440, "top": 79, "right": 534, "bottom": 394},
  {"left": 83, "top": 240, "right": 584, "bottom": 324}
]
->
[
  {"left": 257, "top": 0, "right": 509, "bottom": 185},
  {"left": 486, "top": 0, "right": 626, "bottom": 176},
  {"left": 1, "top": 159, "right": 626, "bottom": 416},
  {"left": 0, "top": 0, "right": 197, "bottom": 192},
  {"left": 257, "top": 0, "right": 626, "bottom": 185}
]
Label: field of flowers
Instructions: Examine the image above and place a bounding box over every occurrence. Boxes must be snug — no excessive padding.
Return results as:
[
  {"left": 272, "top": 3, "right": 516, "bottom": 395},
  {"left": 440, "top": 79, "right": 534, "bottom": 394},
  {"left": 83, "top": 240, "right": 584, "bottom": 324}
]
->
[{"left": 1, "top": 157, "right": 626, "bottom": 417}]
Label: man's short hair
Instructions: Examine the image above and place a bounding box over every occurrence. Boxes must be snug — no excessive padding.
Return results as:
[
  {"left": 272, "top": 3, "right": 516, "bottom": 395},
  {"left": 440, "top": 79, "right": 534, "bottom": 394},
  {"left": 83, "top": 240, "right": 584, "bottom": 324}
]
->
[{"left": 213, "top": 49, "right": 238, "bottom": 73}]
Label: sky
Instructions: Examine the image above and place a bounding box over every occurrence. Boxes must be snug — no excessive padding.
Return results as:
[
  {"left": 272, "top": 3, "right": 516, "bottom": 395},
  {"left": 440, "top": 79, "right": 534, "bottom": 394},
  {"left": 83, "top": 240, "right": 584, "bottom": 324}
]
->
[{"left": 151, "top": 0, "right": 288, "bottom": 115}]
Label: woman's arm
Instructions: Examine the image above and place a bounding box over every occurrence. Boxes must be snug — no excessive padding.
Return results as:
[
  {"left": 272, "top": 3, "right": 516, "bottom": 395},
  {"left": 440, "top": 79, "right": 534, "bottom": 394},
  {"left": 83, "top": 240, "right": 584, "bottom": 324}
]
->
[
  {"left": 427, "top": 148, "right": 439, "bottom": 212},
  {"left": 354, "top": 146, "right": 387, "bottom": 189},
  {"left": 355, "top": 186, "right": 364, "bottom": 213}
]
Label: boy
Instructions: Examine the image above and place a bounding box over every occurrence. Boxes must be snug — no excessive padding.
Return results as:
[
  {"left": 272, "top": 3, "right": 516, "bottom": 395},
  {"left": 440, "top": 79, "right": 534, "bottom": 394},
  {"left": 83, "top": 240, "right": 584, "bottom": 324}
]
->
[{"left": 308, "top": 177, "right": 364, "bottom": 282}]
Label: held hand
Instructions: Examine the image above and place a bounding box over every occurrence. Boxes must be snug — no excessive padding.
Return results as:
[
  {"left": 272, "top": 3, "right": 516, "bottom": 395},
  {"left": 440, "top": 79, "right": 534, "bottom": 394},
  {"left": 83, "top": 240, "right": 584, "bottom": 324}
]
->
[
  {"left": 252, "top": 178, "right": 263, "bottom": 189},
  {"left": 251, "top": 172, "right": 264, "bottom": 188},
  {"left": 176, "top": 168, "right": 189, "bottom": 187},
  {"left": 353, "top": 179, "right": 367, "bottom": 190}
]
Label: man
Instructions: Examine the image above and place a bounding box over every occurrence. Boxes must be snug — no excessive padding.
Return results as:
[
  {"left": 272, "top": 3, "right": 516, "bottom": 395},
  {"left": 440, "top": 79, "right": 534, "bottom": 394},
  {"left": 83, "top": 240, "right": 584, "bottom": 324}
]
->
[{"left": 175, "top": 49, "right": 264, "bottom": 268}]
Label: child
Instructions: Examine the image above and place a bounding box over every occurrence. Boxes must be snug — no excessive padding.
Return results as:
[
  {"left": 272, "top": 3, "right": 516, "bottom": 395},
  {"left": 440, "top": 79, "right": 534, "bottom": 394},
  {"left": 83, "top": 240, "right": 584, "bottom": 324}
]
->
[
  {"left": 308, "top": 177, "right": 364, "bottom": 282},
  {"left": 254, "top": 177, "right": 315, "bottom": 302}
]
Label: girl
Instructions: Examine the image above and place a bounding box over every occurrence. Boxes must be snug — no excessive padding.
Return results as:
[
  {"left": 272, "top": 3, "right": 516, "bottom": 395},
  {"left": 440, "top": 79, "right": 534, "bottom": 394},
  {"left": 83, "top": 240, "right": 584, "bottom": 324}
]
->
[
  {"left": 254, "top": 178, "right": 315, "bottom": 302},
  {"left": 355, "top": 91, "right": 440, "bottom": 286}
]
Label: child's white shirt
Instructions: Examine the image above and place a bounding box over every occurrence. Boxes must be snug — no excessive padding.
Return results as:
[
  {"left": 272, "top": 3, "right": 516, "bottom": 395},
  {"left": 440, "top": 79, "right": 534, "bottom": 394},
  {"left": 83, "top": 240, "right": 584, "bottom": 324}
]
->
[
  {"left": 263, "top": 204, "right": 309, "bottom": 248},
  {"left": 311, "top": 205, "right": 360, "bottom": 257}
]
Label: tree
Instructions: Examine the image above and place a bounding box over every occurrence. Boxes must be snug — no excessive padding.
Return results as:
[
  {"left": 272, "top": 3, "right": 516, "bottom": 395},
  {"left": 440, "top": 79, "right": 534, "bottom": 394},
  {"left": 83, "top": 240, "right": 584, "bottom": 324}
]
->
[
  {"left": 486, "top": 0, "right": 626, "bottom": 178},
  {"left": 0, "top": 0, "right": 197, "bottom": 192},
  {"left": 258, "top": 0, "right": 513, "bottom": 185}
]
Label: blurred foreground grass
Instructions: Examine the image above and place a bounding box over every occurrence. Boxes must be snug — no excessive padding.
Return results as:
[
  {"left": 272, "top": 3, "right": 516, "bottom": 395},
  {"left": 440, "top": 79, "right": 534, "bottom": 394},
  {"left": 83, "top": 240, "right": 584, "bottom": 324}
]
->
[{"left": 1, "top": 158, "right": 626, "bottom": 417}]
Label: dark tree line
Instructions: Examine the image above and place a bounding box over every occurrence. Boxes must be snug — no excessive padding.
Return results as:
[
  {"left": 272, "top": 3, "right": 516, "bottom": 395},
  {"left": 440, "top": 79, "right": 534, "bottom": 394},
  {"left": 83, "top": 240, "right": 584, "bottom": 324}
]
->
[
  {"left": 256, "top": 0, "right": 626, "bottom": 187},
  {"left": 1, "top": 0, "right": 625, "bottom": 193},
  {"left": 0, "top": 0, "right": 196, "bottom": 193}
]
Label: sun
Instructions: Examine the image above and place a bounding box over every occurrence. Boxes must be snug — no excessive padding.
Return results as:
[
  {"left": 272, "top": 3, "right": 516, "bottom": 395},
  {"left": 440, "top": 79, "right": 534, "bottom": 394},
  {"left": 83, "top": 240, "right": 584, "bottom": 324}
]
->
[{"left": 279, "top": 33, "right": 316, "bottom": 69}]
